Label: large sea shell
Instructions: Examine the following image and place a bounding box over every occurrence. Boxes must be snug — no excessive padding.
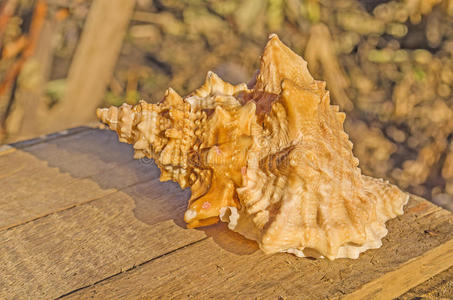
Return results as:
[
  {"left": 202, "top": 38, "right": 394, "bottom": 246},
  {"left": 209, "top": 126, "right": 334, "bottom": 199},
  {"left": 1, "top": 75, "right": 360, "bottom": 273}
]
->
[{"left": 97, "top": 34, "right": 408, "bottom": 260}]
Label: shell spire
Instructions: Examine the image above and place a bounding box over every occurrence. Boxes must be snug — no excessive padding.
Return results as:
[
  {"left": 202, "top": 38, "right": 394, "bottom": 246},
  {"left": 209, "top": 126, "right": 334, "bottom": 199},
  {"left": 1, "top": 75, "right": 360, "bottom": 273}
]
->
[
  {"left": 97, "top": 88, "right": 199, "bottom": 188},
  {"left": 254, "top": 34, "right": 314, "bottom": 94},
  {"left": 97, "top": 34, "right": 408, "bottom": 260}
]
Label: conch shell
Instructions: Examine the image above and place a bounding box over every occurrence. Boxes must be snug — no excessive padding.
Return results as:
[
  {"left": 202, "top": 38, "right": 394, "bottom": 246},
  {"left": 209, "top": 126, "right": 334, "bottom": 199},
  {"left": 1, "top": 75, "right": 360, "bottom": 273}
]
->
[{"left": 97, "top": 34, "right": 408, "bottom": 260}]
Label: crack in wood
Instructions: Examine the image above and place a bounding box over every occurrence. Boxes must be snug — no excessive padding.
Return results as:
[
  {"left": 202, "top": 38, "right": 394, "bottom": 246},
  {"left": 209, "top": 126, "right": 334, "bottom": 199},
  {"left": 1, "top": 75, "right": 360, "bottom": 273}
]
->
[
  {"left": 1, "top": 177, "right": 154, "bottom": 232},
  {"left": 55, "top": 237, "right": 209, "bottom": 299}
]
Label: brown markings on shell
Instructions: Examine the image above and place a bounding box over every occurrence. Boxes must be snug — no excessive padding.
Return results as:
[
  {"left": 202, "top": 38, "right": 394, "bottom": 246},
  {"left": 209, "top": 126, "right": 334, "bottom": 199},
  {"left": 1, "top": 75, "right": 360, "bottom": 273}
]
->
[
  {"left": 258, "top": 144, "right": 295, "bottom": 177},
  {"left": 236, "top": 90, "right": 279, "bottom": 123}
]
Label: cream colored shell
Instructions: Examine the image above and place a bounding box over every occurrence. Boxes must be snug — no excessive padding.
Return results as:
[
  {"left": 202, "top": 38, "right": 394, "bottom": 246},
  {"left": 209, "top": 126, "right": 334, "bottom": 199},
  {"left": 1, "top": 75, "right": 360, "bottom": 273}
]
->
[{"left": 97, "top": 34, "right": 408, "bottom": 260}]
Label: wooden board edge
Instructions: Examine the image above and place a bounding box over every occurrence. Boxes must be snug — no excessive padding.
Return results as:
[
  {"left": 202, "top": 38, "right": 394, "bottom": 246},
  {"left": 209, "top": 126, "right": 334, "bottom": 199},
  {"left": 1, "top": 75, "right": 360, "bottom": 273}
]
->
[
  {"left": 5, "top": 126, "right": 93, "bottom": 150},
  {"left": 0, "top": 144, "right": 15, "bottom": 156},
  {"left": 343, "top": 238, "right": 453, "bottom": 300},
  {"left": 398, "top": 266, "right": 453, "bottom": 299}
]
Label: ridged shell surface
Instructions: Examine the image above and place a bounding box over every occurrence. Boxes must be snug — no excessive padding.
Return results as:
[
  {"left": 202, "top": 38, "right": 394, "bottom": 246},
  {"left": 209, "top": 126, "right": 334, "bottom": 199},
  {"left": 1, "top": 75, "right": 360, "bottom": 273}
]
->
[{"left": 97, "top": 34, "right": 408, "bottom": 259}]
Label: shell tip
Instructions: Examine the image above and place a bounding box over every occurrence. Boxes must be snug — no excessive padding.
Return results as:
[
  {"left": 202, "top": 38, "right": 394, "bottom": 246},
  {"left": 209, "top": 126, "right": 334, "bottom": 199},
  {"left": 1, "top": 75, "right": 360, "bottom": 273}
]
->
[{"left": 268, "top": 33, "right": 279, "bottom": 40}]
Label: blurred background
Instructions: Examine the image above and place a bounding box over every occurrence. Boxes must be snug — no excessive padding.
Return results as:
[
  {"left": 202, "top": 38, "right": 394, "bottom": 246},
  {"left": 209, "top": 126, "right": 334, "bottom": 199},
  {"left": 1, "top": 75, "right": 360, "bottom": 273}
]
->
[{"left": 1, "top": 0, "right": 453, "bottom": 211}]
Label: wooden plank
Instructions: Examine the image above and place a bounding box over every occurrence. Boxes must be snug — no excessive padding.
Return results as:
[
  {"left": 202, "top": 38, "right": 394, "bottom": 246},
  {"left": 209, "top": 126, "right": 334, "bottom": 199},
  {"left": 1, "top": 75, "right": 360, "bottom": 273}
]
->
[
  {"left": 0, "top": 128, "right": 156, "bottom": 230},
  {"left": 6, "top": 126, "right": 91, "bottom": 150},
  {"left": 61, "top": 196, "right": 453, "bottom": 299},
  {"left": 0, "top": 181, "right": 206, "bottom": 299},
  {"left": 343, "top": 239, "right": 453, "bottom": 300},
  {"left": 398, "top": 266, "right": 453, "bottom": 299},
  {"left": 45, "top": 0, "right": 136, "bottom": 132}
]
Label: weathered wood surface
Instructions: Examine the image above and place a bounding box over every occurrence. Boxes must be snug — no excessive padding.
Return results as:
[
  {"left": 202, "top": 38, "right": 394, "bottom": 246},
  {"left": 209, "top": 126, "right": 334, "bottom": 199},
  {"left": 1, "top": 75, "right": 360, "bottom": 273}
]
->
[{"left": 0, "top": 127, "right": 452, "bottom": 299}]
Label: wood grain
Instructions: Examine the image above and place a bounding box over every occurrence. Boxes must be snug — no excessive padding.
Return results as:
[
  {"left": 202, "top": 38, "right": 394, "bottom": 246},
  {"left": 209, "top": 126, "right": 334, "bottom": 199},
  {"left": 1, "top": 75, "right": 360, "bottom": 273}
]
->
[
  {"left": 343, "top": 239, "right": 453, "bottom": 300},
  {"left": 0, "top": 181, "right": 205, "bottom": 299},
  {"left": 398, "top": 266, "right": 453, "bottom": 299},
  {"left": 0, "top": 128, "right": 156, "bottom": 230},
  {"left": 61, "top": 195, "right": 453, "bottom": 300}
]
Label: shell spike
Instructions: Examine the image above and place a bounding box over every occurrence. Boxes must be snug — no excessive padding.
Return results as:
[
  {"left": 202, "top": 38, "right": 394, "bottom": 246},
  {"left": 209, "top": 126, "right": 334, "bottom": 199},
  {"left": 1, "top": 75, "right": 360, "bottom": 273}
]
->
[
  {"left": 336, "top": 112, "right": 346, "bottom": 125},
  {"left": 255, "top": 34, "right": 314, "bottom": 94},
  {"left": 163, "top": 87, "right": 184, "bottom": 106},
  {"left": 192, "top": 71, "right": 248, "bottom": 99}
]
